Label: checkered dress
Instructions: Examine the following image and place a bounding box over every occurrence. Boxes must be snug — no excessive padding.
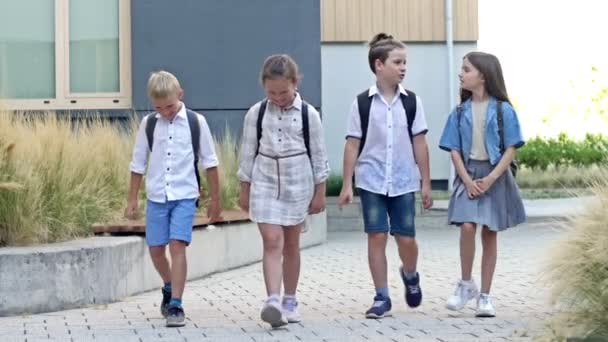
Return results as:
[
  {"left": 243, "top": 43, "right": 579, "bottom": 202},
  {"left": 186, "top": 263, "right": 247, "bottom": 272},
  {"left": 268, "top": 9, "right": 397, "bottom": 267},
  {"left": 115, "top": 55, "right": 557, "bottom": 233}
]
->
[{"left": 237, "top": 94, "right": 330, "bottom": 226}]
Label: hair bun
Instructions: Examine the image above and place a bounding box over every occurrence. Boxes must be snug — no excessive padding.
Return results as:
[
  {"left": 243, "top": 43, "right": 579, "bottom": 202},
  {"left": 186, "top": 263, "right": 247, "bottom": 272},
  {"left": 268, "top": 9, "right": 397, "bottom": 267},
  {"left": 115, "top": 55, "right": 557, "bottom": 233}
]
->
[{"left": 369, "top": 33, "right": 393, "bottom": 47}]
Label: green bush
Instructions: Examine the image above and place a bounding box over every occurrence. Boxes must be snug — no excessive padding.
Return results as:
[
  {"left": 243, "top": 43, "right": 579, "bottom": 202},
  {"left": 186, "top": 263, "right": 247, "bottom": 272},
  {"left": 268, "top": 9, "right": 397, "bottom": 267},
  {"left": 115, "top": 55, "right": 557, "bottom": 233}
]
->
[
  {"left": 325, "top": 174, "right": 343, "bottom": 196},
  {"left": 518, "top": 133, "right": 608, "bottom": 170}
]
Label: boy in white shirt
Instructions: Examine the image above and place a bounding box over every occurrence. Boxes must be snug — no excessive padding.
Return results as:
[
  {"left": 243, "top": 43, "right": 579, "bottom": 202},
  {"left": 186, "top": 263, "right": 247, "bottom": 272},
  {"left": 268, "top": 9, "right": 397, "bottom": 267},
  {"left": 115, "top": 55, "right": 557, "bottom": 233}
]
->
[
  {"left": 125, "top": 71, "right": 221, "bottom": 327},
  {"left": 338, "top": 33, "right": 433, "bottom": 319}
]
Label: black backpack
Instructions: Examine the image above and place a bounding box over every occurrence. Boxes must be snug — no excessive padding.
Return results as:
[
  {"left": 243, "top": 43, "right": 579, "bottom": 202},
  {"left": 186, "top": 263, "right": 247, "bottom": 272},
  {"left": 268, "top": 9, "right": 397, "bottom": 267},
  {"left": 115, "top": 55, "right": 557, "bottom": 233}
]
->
[
  {"left": 145, "top": 109, "right": 202, "bottom": 206},
  {"left": 456, "top": 101, "right": 518, "bottom": 177},
  {"left": 356, "top": 89, "right": 417, "bottom": 156},
  {"left": 255, "top": 99, "right": 311, "bottom": 159}
]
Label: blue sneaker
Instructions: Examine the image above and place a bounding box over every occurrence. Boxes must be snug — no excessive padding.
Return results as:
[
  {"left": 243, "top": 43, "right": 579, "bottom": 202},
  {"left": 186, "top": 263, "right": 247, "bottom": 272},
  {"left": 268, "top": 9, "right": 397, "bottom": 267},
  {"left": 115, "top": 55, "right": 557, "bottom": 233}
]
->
[
  {"left": 400, "top": 267, "right": 422, "bottom": 308},
  {"left": 365, "top": 295, "right": 392, "bottom": 319}
]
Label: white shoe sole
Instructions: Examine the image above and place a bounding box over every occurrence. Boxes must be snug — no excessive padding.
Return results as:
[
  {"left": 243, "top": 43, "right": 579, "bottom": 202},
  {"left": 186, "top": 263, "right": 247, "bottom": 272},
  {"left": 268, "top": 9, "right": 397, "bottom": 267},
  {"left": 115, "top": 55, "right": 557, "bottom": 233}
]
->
[
  {"left": 365, "top": 311, "right": 392, "bottom": 319},
  {"left": 261, "top": 305, "right": 288, "bottom": 328},
  {"left": 166, "top": 319, "right": 186, "bottom": 327}
]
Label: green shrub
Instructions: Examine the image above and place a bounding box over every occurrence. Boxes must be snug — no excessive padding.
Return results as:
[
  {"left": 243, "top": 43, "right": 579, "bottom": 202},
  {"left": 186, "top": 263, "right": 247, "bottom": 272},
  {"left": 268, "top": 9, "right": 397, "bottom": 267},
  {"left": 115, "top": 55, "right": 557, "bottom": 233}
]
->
[
  {"left": 518, "top": 133, "right": 608, "bottom": 170},
  {"left": 326, "top": 174, "right": 343, "bottom": 196}
]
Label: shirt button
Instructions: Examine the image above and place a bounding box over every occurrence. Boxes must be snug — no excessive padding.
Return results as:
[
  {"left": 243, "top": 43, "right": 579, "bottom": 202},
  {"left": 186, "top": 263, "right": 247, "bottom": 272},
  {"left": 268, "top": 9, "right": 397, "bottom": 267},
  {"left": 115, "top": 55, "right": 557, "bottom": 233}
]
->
[
  {"left": 170, "top": 121, "right": 173, "bottom": 124},
  {"left": 388, "top": 108, "right": 391, "bottom": 111},
  {"left": 167, "top": 152, "right": 171, "bottom": 156},
  {"left": 279, "top": 139, "right": 282, "bottom": 142},
  {"left": 388, "top": 125, "right": 392, "bottom": 128},
  {"left": 278, "top": 128, "right": 282, "bottom": 132},
  {"left": 169, "top": 136, "right": 172, "bottom": 140},
  {"left": 166, "top": 167, "right": 170, "bottom": 171},
  {"left": 166, "top": 182, "right": 169, "bottom": 186},
  {"left": 279, "top": 117, "right": 282, "bottom": 120}
]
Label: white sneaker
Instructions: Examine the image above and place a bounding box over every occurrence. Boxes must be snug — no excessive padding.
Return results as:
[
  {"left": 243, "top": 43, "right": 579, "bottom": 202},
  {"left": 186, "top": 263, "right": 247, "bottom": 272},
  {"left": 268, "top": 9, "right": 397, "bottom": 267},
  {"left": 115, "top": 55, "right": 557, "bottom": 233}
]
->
[
  {"left": 446, "top": 279, "right": 479, "bottom": 311},
  {"left": 260, "top": 298, "right": 288, "bottom": 328},
  {"left": 476, "top": 293, "right": 496, "bottom": 317},
  {"left": 282, "top": 298, "right": 302, "bottom": 323}
]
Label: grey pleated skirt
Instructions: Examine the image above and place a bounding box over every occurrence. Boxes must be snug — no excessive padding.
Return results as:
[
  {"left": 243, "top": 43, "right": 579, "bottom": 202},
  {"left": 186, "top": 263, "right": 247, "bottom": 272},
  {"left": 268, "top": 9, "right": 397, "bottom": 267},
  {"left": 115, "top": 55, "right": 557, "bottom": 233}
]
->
[{"left": 448, "top": 159, "right": 526, "bottom": 231}]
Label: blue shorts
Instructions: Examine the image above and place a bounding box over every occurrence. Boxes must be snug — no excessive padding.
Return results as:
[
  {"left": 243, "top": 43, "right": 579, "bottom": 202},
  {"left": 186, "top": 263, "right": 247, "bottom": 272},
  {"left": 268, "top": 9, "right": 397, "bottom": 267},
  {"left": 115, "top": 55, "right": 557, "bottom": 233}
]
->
[
  {"left": 145, "top": 198, "right": 197, "bottom": 247},
  {"left": 358, "top": 189, "right": 416, "bottom": 237}
]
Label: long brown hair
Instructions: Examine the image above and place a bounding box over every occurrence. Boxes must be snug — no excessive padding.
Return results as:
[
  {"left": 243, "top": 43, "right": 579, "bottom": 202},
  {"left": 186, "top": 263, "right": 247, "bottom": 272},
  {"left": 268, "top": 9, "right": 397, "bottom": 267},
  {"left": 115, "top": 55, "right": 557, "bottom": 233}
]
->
[{"left": 460, "top": 52, "right": 511, "bottom": 105}]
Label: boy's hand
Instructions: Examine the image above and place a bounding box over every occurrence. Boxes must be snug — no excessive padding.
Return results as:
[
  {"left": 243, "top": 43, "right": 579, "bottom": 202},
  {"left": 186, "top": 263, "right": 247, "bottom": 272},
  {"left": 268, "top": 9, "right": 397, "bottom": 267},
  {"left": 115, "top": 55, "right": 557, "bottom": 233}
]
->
[
  {"left": 309, "top": 192, "right": 326, "bottom": 214},
  {"left": 337, "top": 187, "right": 353, "bottom": 209},
  {"left": 124, "top": 199, "right": 139, "bottom": 220},
  {"left": 239, "top": 183, "right": 250, "bottom": 212},
  {"left": 421, "top": 182, "right": 433, "bottom": 209},
  {"left": 207, "top": 198, "right": 223, "bottom": 223}
]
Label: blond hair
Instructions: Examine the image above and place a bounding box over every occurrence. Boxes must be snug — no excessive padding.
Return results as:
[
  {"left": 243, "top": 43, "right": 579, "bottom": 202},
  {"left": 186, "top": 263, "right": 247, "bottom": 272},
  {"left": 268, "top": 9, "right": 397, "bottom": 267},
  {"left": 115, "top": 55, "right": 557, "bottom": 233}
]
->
[
  {"left": 147, "top": 70, "right": 181, "bottom": 99},
  {"left": 259, "top": 54, "right": 300, "bottom": 84}
]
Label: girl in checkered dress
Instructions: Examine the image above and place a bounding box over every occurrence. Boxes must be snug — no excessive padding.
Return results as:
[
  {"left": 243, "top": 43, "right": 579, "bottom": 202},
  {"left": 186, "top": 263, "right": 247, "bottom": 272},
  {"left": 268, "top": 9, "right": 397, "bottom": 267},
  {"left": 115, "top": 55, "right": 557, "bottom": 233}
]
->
[{"left": 237, "top": 54, "right": 330, "bottom": 328}]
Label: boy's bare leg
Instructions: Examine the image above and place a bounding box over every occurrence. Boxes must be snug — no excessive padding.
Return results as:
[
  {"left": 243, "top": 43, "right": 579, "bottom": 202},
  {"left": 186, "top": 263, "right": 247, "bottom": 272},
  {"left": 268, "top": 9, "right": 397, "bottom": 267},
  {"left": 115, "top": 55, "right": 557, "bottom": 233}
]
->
[
  {"left": 169, "top": 240, "right": 188, "bottom": 299},
  {"left": 149, "top": 245, "right": 171, "bottom": 283},
  {"left": 394, "top": 235, "right": 418, "bottom": 273},
  {"left": 368, "top": 232, "right": 389, "bottom": 289}
]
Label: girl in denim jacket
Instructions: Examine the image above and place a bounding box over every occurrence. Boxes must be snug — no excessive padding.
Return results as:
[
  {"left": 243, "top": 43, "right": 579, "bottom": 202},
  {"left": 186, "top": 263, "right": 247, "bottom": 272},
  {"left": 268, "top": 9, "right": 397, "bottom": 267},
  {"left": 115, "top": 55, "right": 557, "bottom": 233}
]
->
[{"left": 439, "top": 52, "right": 525, "bottom": 318}]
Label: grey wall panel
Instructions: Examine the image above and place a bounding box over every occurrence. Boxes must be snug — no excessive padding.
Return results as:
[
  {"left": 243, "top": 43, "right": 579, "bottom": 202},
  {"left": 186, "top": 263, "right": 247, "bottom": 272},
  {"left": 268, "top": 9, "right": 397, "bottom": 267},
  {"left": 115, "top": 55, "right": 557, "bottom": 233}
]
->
[{"left": 131, "top": 0, "right": 321, "bottom": 112}]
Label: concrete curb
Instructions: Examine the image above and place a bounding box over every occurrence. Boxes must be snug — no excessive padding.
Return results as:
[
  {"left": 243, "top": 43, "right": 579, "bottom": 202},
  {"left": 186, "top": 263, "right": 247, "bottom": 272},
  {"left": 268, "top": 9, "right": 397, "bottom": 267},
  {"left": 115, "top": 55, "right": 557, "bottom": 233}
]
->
[{"left": 0, "top": 213, "right": 327, "bottom": 317}]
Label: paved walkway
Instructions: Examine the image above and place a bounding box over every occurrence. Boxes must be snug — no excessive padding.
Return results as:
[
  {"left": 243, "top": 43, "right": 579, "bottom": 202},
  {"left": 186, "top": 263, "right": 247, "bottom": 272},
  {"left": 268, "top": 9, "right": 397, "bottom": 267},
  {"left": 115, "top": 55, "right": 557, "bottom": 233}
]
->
[{"left": 0, "top": 212, "right": 562, "bottom": 342}]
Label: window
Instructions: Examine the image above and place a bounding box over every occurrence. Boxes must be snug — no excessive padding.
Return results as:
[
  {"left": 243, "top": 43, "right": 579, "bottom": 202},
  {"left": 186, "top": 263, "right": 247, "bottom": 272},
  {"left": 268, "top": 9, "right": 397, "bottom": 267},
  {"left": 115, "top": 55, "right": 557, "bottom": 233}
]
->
[{"left": 0, "top": 0, "right": 131, "bottom": 110}]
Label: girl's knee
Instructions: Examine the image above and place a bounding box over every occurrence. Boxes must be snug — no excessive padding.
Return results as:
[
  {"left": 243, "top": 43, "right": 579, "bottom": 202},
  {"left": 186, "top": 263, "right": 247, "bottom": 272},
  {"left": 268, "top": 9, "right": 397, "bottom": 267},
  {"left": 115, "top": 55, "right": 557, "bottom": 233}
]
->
[{"left": 461, "top": 223, "right": 477, "bottom": 236}]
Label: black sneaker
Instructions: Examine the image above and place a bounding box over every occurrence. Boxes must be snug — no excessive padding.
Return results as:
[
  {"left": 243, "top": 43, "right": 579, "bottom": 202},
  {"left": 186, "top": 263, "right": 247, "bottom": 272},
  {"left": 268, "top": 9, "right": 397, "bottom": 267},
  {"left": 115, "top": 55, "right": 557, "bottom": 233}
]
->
[
  {"left": 401, "top": 267, "right": 422, "bottom": 308},
  {"left": 166, "top": 305, "right": 186, "bottom": 327},
  {"left": 160, "top": 288, "right": 171, "bottom": 317}
]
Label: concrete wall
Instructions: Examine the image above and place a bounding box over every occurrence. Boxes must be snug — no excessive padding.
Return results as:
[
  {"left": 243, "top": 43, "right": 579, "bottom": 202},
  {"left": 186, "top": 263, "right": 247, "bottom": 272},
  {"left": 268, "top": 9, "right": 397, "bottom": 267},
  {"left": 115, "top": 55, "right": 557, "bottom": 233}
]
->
[
  {"left": 321, "top": 42, "right": 476, "bottom": 184},
  {"left": 130, "top": 0, "right": 321, "bottom": 139},
  {"left": 0, "top": 214, "right": 326, "bottom": 316}
]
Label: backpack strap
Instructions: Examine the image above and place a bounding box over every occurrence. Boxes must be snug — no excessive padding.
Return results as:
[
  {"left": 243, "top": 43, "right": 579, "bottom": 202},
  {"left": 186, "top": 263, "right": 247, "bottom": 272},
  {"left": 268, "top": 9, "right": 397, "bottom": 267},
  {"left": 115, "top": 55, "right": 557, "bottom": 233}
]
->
[
  {"left": 356, "top": 90, "right": 372, "bottom": 156},
  {"left": 186, "top": 109, "right": 203, "bottom": 207},
  {"left": 145, "top": 113, "right": 158, "bottom": 151},
  {"left": 456, "top": 104, "right": 465, "bottom": 163},
  {"left": 400, "top": 90, "right": 417, "bottom": 143},
  {"left": 255, "top": 100, "right": 268, "bottom": 157},
  {"left": 301, "top": 101, "right": 311, "bottom": 159},
  {"left": 186, "top": 109, "right": 201, "bottom": 160},
  {"left": 496, "top": 101, "right": 505, "bottom": 153},
  {"left": 256, "top": 99, "right": 311, "bottom": 159}
]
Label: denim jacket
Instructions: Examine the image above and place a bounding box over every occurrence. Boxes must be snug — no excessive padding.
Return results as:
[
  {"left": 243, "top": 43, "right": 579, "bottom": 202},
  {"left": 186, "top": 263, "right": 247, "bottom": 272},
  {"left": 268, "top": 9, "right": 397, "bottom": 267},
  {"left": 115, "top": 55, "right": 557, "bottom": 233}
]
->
[{"left": 438, "top": 97, "right": 524, "bottom": 165}]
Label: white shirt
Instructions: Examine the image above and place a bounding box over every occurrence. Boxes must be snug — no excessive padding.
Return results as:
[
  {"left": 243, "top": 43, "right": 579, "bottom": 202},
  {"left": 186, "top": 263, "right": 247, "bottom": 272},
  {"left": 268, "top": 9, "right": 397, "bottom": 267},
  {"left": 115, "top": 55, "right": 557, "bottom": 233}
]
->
[
  {"left": 470, "top": 99, "right": 490, "bottom": 160},
  {"left": 130, "top": 102, "right": 219, "bottom": 203},
  {"left": 346, "top": 85, "right": 428, "bottom": 196}
]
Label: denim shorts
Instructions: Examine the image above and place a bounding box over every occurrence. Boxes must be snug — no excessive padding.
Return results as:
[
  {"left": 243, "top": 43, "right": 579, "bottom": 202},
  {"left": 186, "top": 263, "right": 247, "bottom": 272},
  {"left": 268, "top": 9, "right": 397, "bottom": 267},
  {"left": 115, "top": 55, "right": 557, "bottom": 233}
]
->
[
  {"left": 358, "top": 188, "right": 416, "bottom": 237},
  {"left": 145, "top": 198, "right": 197, "bottom": 247}
]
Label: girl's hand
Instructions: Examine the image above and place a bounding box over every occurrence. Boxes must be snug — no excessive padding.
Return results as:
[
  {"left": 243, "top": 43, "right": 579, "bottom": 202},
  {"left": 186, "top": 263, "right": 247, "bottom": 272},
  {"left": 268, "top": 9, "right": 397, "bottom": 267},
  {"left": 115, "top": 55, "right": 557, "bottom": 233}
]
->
[
  {"left": 207, "top": 198, "right": 223, "bottom": 223},
  {"left": 309, "top": 192, "right": 326, "bottom": 214},
  {"left": 239, "top": 183, "right": 250, "bottom": 212},
  {"left": 476, "top": 175, "right": 497, "bottom": 194},
  {"left": 465, "top": 179, "right": 483, "bottom": 199}
]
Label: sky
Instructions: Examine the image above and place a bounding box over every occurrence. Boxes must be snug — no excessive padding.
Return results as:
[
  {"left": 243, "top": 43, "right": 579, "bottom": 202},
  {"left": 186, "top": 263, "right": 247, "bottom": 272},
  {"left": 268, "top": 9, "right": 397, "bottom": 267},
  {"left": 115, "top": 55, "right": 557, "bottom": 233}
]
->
[{"left": 477, "top": 0, "right": 608, "bottom": 139}]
